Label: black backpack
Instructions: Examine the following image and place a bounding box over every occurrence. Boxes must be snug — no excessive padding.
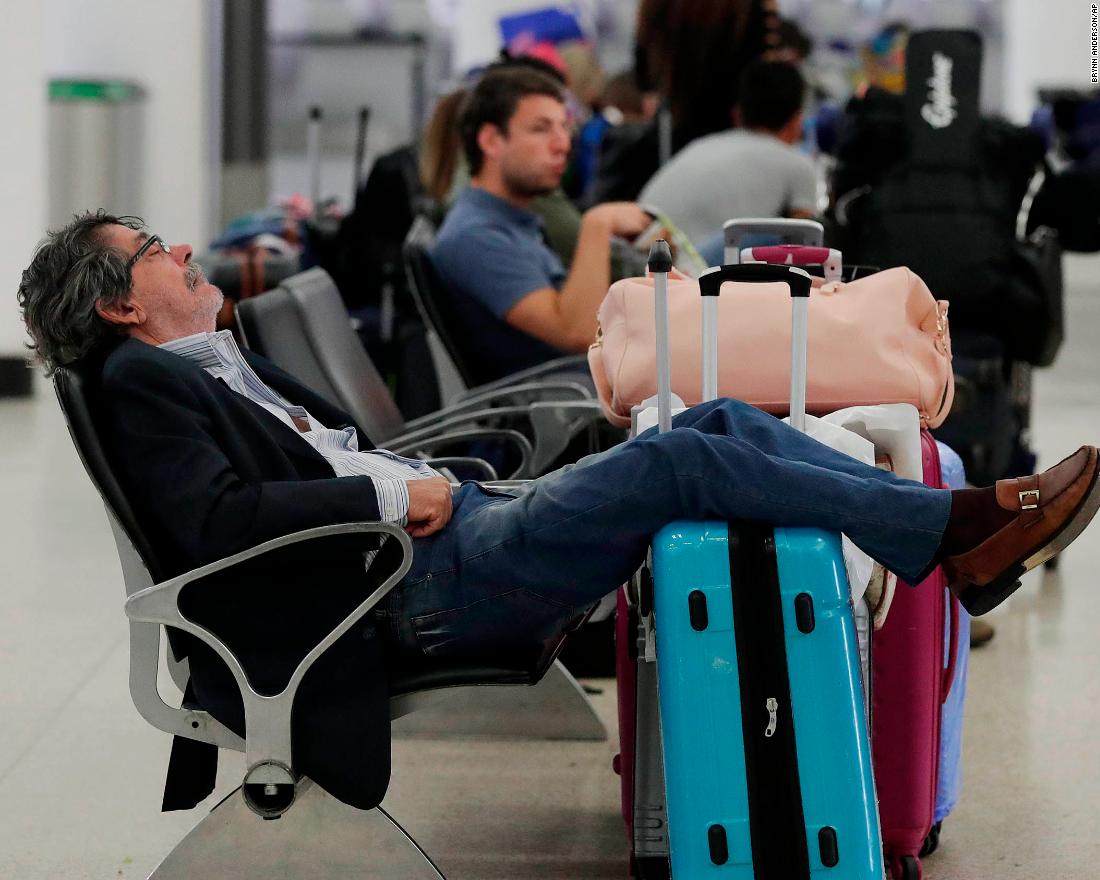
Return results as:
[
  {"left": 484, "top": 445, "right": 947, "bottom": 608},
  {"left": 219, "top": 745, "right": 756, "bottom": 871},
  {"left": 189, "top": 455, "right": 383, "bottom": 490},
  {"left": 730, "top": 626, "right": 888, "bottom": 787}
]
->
[
  {"left": 321, "top": 144, "right": 433, "bottom": 313},
  {"left": 831, "top": 30, "right": 1062, "bottom": 367}
]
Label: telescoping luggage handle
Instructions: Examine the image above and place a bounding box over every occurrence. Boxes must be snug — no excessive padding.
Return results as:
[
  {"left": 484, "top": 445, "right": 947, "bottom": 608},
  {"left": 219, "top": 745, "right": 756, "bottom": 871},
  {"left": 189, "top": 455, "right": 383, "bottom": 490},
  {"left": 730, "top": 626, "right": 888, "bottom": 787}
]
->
[
  {"left": 741, "top": 245, "right": 843, "bottom": 283},
  {"left": 723, "top": 217, "right": 825, "bottom": 264},
  {"left": 698, "top": 263, "right": 814, "bottom": 434},
  {"left": 647, "top": 240, "right": 676, "bottom": 434}
]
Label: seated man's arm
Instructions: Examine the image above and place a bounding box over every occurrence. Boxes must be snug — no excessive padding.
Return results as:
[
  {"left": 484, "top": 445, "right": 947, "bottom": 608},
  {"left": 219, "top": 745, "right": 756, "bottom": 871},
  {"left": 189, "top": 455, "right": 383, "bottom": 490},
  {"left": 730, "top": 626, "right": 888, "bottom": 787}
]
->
[
  {"left": 103, "top": 359, "right": 389, "bottom": 567},
  {"left": 505, "top": 202, "right": 652, "bottom": 352}
]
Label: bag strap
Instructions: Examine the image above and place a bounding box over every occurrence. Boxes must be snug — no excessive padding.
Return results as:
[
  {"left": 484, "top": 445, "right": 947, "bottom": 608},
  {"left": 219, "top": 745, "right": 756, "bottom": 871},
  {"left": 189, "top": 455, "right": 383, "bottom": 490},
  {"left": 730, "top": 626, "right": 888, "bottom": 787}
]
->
[{"left": 1016, "top": 164, "right": 1049, "bottom": 242}]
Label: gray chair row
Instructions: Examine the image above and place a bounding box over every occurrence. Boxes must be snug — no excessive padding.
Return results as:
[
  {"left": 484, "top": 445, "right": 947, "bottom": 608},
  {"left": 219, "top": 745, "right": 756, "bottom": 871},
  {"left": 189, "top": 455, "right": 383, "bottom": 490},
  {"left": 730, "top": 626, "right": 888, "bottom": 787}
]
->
[{"left": 236, "top": 266, "right": 609, "bottom": 477}]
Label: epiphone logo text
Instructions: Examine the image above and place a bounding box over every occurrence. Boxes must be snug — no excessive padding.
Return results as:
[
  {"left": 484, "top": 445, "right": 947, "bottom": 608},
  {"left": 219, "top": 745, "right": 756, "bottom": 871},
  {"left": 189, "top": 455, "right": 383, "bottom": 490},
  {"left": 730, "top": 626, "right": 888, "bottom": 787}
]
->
[{"left": 920, "top": 51, "right": 958, "bottom": 130}]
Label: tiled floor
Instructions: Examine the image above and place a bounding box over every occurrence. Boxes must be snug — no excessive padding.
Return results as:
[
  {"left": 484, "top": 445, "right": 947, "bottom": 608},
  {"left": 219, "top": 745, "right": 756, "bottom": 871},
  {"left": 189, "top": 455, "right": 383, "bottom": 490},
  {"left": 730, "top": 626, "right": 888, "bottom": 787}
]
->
[{"left": 1, "top": 256, "right": 1097, "bottom": 879}]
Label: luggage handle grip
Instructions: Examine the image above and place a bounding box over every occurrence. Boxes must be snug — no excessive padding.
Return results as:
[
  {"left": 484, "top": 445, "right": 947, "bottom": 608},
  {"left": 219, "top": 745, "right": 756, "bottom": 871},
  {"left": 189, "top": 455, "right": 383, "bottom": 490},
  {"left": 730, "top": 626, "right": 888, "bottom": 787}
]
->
[
  {"left": 647, "top": 239, "right": 674, "bottom": 274},
  {"left": 697, "top": 262, "right": 812, "bottom": 298},
  {"left": 741, "top": 245, "right": 843, "bottom": 283},
  {"left": 742, "top": 245, "right": 837, "bottom": 264},
  {"left": 722, "top": 218, "right": 825, "bottom": 263},
  {"left": 696, "top": 263, "right": 813, "bottom": 431}
]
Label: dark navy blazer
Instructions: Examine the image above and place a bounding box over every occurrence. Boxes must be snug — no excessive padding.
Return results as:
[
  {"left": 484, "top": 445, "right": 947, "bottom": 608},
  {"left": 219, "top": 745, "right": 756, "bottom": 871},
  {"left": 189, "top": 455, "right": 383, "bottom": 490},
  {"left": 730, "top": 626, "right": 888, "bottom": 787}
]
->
[{"left": 100, "top": 338, "right": 395, "bottom": 809}]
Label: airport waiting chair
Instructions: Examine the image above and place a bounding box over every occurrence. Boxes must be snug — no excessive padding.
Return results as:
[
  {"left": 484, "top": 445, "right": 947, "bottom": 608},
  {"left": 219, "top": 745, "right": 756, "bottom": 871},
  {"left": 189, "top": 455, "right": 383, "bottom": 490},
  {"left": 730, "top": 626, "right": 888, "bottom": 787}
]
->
[
  {"left": 52, "top": 360, "right": 599, "bottom": 879},
  {"left": 402, "top": 216, "right": 594, "bottom": 402},
  {"left": 236, "top": 267, "right": 608, "bottom": 476}
]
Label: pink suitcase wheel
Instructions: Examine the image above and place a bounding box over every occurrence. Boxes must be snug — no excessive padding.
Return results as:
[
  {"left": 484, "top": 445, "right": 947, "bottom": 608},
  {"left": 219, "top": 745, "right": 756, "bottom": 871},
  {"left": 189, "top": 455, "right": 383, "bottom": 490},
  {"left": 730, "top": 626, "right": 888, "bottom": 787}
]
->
[{"left": 892, "top": 853, "right": 922, "bottom": 880}]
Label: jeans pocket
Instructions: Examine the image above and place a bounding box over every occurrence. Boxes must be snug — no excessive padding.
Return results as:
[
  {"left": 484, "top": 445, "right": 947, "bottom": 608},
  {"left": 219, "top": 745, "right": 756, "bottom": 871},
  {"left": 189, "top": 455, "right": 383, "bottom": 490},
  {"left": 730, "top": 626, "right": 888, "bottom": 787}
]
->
[{"left": 409, "top": 588, "right": 574, "bottom": 659}]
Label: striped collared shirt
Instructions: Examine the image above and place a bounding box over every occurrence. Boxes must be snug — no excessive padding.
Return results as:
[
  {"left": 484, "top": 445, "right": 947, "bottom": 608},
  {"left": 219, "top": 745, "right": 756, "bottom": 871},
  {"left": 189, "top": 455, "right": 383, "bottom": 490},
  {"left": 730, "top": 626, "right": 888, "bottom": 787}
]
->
[{"left": 159, "top": 331, "right": 440, "bottom": 530}]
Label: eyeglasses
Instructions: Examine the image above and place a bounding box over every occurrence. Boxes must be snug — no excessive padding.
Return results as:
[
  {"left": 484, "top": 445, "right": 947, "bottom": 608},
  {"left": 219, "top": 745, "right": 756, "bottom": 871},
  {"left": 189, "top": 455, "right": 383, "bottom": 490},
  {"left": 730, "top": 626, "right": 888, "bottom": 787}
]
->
[{"left": 127, "top": 234, "right": 171, "bottom": 268}]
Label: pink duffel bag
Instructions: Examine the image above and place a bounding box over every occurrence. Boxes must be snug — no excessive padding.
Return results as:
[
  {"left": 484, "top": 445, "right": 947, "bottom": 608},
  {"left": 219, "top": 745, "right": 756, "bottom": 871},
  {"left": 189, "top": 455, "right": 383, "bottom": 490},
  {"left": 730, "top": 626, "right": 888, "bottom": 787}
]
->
[{"left": 587, "top": 265, "right": 954, "bottom": 428}]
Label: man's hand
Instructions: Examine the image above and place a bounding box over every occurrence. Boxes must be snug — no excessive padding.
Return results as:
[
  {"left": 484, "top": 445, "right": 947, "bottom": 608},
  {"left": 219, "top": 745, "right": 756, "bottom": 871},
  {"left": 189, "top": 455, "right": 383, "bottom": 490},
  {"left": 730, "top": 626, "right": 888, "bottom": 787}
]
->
[
  {"left": 584, "top": 202, "right": 654, "bottom": 240},
  {"left": 405, "top": 476, "right": 454, "bottom": 538}
]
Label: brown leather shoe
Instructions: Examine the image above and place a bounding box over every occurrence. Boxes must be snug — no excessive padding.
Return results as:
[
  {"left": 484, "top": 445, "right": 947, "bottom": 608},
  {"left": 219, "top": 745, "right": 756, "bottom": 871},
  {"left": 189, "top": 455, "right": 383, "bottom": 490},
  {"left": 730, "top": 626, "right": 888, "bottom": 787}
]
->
[{"left": 943, "top": 446, "right": 1100, "bottom": 615}]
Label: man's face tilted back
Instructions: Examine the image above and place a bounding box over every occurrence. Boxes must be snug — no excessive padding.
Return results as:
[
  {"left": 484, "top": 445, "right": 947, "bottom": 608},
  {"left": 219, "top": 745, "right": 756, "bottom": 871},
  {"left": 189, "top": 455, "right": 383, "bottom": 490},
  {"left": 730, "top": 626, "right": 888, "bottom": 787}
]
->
[
  {"left": 96, "top": 224, "right": 224, "bottom": 346},
  {"left": 480, "top": 94, "right": 572, "bottom": 202}
]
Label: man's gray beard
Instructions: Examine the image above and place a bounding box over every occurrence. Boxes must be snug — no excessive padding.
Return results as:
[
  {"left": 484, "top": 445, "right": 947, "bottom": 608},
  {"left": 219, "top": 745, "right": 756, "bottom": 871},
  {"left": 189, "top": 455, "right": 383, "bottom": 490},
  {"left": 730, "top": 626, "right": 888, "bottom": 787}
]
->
[
  {"left": 187, "top": 262, "right": 224, "bottom": 322},
  {"left": 208, "top": 287, "right": 225, "bottom": 321}
]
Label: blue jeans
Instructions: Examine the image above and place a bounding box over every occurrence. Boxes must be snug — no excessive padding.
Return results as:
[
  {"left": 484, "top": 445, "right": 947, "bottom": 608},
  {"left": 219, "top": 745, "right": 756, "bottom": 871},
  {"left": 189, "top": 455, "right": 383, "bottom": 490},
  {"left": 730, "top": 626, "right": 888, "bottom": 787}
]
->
[{"left": 382, "top": 399, "right": 951, "bottom": 661}]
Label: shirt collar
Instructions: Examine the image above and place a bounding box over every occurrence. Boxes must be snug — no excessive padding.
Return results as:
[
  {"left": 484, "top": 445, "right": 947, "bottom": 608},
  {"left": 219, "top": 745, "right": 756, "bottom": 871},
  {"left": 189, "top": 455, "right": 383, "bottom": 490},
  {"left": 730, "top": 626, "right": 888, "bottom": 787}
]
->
[
  {"left": 159, "top": 329, "right": 244, "bottom": 373},
  {"left": 459, "top": 185, "right": 545, "bottom": 232}
]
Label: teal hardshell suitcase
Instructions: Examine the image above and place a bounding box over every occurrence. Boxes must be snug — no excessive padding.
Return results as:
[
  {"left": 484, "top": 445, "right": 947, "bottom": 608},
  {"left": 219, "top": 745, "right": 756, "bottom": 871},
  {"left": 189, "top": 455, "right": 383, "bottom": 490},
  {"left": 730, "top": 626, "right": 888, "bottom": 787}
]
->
[{"left": 643, "top": 244, "right": 884, "bottom": 878}]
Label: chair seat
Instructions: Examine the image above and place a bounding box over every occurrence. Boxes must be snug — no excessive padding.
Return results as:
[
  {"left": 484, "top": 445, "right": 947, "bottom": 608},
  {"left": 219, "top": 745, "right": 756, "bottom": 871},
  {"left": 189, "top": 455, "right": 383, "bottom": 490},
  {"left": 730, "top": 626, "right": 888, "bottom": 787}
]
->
[
  {"left": 390, "top": 663, "right": 542, "bottom": 697},
  {"left": 388, "top": 604, "right": 593, "bottom": 697}
]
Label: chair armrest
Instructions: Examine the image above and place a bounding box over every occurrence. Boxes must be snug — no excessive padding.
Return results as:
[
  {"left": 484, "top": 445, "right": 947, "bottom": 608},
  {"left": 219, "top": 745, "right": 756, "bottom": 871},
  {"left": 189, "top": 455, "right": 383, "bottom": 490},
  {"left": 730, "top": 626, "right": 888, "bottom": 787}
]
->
[
  {"left": 524, "top": 400, "right": 609, "bottom": 473},
  {"left": 450, "top": 378, "right": 592, "bottom": 409},
  {"left": 124, "top": 522, "right": 413, "bottom": 792},
  {"left": 422, "top": 456, "right": 499, "bottom": 481},
  {"left": 408, "top": 381, "right": 591, "bottom": 431},
  {"left": 387, "top": 427, "right": 534, "bottom": 478},
  {"left": 391, "top": 401, "right": 605, "bottom": 476},
  {"left": 458, "top": 354, "right": 591, "bottom": 396}
]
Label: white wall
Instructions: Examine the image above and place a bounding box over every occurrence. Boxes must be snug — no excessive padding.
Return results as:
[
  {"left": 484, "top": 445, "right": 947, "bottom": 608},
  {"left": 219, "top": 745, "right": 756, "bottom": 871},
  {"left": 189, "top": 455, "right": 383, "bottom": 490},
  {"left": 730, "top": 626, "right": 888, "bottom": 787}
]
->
[
  {"left": 1004, "top": 0, "right": 1093, "bottom": 123},
  {"left": 0, "top": 2, "right": 47, "bottom": 357},
  {"left": 0, "top": 2, "right": 216, "bottom": 360},
  {"left": 43, "top": 0, "right": 217, "bottom": 247}
]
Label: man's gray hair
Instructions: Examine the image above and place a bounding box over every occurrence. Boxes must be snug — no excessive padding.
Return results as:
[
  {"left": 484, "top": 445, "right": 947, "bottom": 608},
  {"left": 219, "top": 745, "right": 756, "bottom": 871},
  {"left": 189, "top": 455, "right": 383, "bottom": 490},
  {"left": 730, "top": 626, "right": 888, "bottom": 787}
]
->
[{"left": 17, "top": 211, "right": 143, "bottom": 374}]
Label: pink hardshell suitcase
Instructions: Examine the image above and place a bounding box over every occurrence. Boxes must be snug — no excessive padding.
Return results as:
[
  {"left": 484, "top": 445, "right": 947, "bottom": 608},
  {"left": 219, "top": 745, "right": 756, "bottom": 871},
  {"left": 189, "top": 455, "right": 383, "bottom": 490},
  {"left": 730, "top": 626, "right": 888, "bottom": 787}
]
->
[
  {"left": 615, "top": 515, "right": 670, "bottom": 878},
  {"left": 871, "top": 430, "right": 961, "bottom": 880}
]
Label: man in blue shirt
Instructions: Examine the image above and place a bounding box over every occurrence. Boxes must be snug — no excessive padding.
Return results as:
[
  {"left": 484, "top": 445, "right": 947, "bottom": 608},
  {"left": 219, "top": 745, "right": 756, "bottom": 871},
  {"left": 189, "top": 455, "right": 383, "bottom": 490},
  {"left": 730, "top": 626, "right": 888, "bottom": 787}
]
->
[{"left": 432, "top": 67, "right": 651, "bottom": 382}]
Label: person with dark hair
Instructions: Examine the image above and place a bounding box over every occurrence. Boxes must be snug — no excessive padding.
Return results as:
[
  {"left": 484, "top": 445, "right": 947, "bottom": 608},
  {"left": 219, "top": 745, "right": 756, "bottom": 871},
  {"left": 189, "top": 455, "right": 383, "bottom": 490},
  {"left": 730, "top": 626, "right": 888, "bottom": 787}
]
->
[
  {"left": 639, "top": 59, "right": 817, "bottom": 248},
  {"left": 587, "top": 0, "right": 783, "bottom": 204},
  {"left": 573, "top": 70, "right": 660, "bottom": 198},
  {"left": 18, "top": 210, "right": 1100, "bottom": 810},
  {"left": 431, "top": 66, "right": 652, "bottom": 382},
  {"left": 17, "top": 213, "right": 158, "bottom": 369},
  {"left": 419, "top": 89, "right": 470, "bottom": 205},
  {"left": 634, "top": 0, "right": 782, "bottom": 149}
]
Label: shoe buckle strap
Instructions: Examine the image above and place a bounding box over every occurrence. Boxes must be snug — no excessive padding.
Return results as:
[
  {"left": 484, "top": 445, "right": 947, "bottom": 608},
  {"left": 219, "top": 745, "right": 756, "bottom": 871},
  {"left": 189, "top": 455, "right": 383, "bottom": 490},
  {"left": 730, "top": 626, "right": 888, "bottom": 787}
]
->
[{"left": 1019, "top": 488, "right": 1040, "bottom": 510}]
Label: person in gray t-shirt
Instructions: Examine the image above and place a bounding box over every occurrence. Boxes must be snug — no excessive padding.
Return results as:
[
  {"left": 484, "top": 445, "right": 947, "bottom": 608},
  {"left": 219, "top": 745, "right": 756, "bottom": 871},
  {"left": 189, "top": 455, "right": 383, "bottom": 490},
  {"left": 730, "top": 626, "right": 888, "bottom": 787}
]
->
[{"left": 639, "top": 60, "right": 817, "bottom": 248}]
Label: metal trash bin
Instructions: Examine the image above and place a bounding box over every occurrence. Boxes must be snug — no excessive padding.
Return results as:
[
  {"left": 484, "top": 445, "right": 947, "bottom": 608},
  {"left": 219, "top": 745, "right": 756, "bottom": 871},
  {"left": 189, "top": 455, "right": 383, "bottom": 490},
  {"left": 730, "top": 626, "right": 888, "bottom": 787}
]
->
[{"left": 48, "top": 79, "right": 144, "bottom": 225}]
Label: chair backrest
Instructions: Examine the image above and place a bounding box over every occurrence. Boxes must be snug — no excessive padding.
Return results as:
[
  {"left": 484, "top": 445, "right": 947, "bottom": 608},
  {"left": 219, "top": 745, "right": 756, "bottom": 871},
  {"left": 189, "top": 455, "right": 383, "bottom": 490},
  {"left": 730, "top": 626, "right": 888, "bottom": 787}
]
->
[
  {"left": 53, "top": 361, "right": 168, "bottom": 587},
  {"left": 53, "top": 362, "right": 242, "bottom": 748},
  {"left": 402, "top": 215, "right": 566, "bottom": 390},
  {"left": 235, "top": 286, "right": 336, "bottom": 402},
  {"left": 236, "top": 269, "right": 408, "bottom": 443},
  {"left": 402, "top": 216, "right": 472, "bottom": 399}
]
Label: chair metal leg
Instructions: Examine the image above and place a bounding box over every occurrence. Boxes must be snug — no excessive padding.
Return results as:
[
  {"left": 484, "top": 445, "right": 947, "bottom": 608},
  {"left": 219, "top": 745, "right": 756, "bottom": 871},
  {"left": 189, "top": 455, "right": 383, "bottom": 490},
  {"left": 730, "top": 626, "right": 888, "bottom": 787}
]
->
[
  {"left": 391, "top": 660, "right": 607, "bottom": 741},
  {"left": 147, "top": 781, "right": 446, "bottom": 879}
]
